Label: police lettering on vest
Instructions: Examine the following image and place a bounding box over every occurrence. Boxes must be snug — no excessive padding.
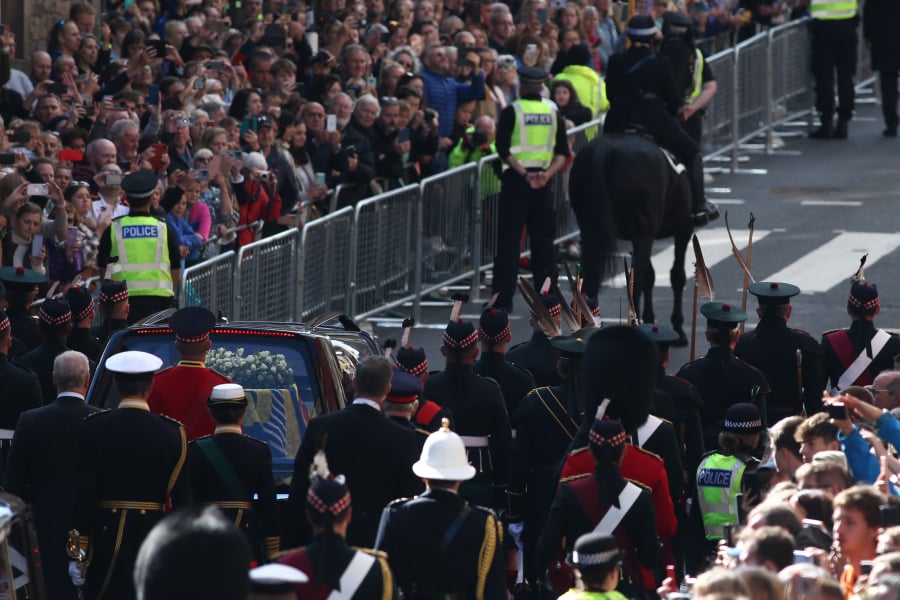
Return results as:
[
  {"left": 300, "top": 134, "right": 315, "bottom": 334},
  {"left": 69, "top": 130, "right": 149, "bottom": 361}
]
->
[
  {"left": 524, "top": 113, "right": 554, "bottom": 125},
  {"left": 696, "top": 468, "right": 732, "bottom": 488},
  {"left": 121, "top": 225, "right": 159, "bottom": 238}
]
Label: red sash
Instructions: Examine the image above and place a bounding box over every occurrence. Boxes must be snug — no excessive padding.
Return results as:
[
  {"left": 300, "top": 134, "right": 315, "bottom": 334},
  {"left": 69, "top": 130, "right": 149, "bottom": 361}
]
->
[{"left": 415, "top": 401, "right": 442, "bottom": 428}]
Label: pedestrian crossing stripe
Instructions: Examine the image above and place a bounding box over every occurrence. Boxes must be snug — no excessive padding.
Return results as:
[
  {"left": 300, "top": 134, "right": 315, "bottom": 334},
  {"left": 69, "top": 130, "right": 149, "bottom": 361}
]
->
[{"left": 611, "top": 228, "right": 900, "bottom": 295}]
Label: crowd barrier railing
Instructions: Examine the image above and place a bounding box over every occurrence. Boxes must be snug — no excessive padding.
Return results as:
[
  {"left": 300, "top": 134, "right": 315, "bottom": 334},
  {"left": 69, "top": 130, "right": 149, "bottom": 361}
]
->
[
  {"left": 176, "top": 16, "right": 856, "bottom": 323},
  {"left": 179, "top": 250, "right": 237, "bottom": 316}
]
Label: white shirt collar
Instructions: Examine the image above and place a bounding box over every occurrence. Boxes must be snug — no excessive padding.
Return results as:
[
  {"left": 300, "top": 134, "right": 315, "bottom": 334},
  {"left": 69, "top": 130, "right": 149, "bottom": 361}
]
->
[
  {"left": 352, "top": 397, "right": 382, "bottom": 412},
  {"left": 57, "top": 392, "right": 86, "bottom": 401}
]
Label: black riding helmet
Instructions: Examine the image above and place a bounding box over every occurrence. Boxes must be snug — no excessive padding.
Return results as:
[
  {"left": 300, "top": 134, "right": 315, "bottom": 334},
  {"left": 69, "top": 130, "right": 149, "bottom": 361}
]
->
[
  {"left": 625, "top": 14, "right": 659, "bottom": 44},
  {"left": 662, "top": 11, "right": 695, "bottom": 42}
]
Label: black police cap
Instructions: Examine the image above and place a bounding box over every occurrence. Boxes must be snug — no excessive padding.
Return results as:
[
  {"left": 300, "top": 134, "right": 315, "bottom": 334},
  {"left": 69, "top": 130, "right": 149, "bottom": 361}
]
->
[
  {"left": 700, "top": 301, "right": 747, "bottom": 329},
  {"left": 749, "top": 281, "right": 800, "bottom": 306}
]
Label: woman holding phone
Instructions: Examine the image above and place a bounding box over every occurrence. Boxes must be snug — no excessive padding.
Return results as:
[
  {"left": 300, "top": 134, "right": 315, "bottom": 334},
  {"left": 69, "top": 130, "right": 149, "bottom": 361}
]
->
[
  {"left": 64, "top": 181, "right": 100, "bottom": 272},
  {"left": 2, "top": 202, "right": 47, "bottom": 274}
]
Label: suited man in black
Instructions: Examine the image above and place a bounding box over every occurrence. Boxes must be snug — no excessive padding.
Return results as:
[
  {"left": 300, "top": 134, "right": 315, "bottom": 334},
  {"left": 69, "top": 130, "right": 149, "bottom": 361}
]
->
[
  {"left": 189, "top": 383, "right": 280, "bottom": 563},
  {"left": 0, "top": 309, "right": 42, "bottom": 432},
  {"left": 15, "top": 299, "right": 73, "bottom": 406},
  {"left": 73, "top": 351, "right": 190, "bottom": 600},
  {"left": 284, "top": 355, "right": 423, "bottom": 549},
  {"left": 6, "top": 350, "right": 100, "bottom": 600}
]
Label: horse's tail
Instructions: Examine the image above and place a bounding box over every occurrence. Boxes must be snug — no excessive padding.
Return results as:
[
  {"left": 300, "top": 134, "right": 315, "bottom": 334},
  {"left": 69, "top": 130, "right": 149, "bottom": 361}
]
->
[{"left": 570, "top": 137, "right": 619, "bottom": 297}]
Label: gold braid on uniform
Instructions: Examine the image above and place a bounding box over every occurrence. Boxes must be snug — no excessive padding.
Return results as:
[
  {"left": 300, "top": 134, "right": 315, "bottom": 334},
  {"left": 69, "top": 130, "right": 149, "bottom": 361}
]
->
[
  {"left": 166, "top": 426, "right": 188, "bottom": 499},
  {"left": 376, "top": 553, "right": 393, "bottom": 600},
  {"left": 265, "top": 536, "right": 281, "bottom": 560},
  {"left": 476, "top": 513, "right": 498, "bottom": 600},
  {"left": 97, "top": 509, "right": 129, "bottom": 599}
]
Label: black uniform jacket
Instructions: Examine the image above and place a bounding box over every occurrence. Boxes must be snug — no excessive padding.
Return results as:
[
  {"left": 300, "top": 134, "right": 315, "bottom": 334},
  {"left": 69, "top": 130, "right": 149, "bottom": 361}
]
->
[
  {"left": 507, "top": 332, "right": 563, "bottom": 389},
  {"left": 74, "top": 404, "right": 189, "bottom": 600},
  {"left": 735, "top": 317, "right": 826, "bottom": 421},
  {"left": 375, "top": 488, "right": 508, "bottom": 600},
  {"left": 285, "top": 402, "right": 423, "bottom": 549},
  {"left": 15, "top": 340, "right": 70, "bottom": 406},
  {"left": 473, "top": 350, "right": 536, "bottom": 419}
]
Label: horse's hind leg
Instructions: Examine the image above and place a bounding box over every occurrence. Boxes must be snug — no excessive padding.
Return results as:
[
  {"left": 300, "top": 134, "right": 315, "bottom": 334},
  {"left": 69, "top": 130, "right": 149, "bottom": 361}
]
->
[
  {"left": 632, "top": 238, "right": 655, "bottom": 324},
  {"left": 670, "top": 227, "right": 690, "bottom": 345}
]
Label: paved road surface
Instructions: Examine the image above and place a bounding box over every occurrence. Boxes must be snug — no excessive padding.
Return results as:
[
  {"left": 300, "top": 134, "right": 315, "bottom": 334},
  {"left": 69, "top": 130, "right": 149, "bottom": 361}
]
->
[{"left": 364, "top": 98, "right": 900, "bottom": 374}]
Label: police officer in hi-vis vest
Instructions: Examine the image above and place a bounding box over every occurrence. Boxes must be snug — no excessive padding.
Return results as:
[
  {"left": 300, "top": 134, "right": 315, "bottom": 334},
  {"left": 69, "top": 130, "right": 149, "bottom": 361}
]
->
[
  {"left": 491, "top": 66, "right": 570, "bottom": 312},
  {"left": 97, "top": 171, "right": 181, "bottom": 324},
  {"left": 689, "top": 402, "right": 762, "bottom": 570}
]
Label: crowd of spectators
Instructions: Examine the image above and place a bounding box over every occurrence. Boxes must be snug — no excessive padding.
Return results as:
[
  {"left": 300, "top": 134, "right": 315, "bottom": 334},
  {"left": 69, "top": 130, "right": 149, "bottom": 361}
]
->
[{"left": 0, "top": 0, "right": 816, "bottom": 294}]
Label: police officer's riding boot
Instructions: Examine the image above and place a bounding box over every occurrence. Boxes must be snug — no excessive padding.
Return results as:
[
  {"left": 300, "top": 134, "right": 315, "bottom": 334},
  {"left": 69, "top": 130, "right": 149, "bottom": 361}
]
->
[
  {"left": 809, "top": 118, "right": 834, "bottom": 139},
  {"left": 689, "top": 157, "right": 719, "bottom": 228},
  {"left": 833, "top": 118, "right": 849, "bottom": 139}
]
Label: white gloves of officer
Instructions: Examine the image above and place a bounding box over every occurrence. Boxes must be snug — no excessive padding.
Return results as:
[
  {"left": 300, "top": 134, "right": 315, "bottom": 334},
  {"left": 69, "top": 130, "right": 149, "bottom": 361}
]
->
[
  {"left": 69, "top": 561, "right": 85, "bottom": 586},
  {"left": 509, "top": 521, "right": 524, "bottom": 549}
]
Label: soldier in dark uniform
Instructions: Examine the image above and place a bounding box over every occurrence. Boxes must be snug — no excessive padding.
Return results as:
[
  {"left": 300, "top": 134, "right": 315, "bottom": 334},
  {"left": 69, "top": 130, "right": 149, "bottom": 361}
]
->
[
  {"left": 473, "top": 307, "right": 536, "bottom": 419},
  {"left": 376, "top": 420, "right": 507, "bottom": 599},
  {"left": 284, "top": 356, "right": 422, "bottom": 549},
  {"left": 188, "top": 383, "right": 280, "bottom": 562},
  {"left": 537, "top": 418, "right": 662, "bottom": 598},
  {"left": 639, "top": 323, "right": 705, "bottom": 478},
  {"left": 0, "top": 266, "right": 47, "bottom": 358},
  {"left": 6, "top": 350, "right": 99, "bottom": 600},
  {"left": 677, "top": 302, "right": 770, "bottom": 451},
  {"left": 395, "top": 345, "right": 453, "bottom": 431},
  {"left": 604, "top": 14, "right": 718, "bottom": 227},
  {"left": 821, "top": 278, "right": 900, "bottom": 391},
  {"left": 508, "top": 328, "right": 596, "bottom": 591},
  {"left": 72, "top": 350, "right": 189, "bottom": 600},
  {"left": 147, "top": 306, "right": 230, "bottom": 440},
  {"left": 15, "top": 298, "right": 73, "bottom": 406},
  {"left": 279, "top": 465, "right": 396, "bottom": 599},
  {"left": 423, "top": 320, "right": 512, "bottom": 511},
  {"left": 735, "top": 281, "right": 826, "bottom": 423},
  {"left": 92, "top": 280, "right": 129, "bottom": 345},
  {"left": 382, "top": 369, "right": 430, "bottom": 455},
  {"left": 64, "top": 286, "right": 104, "bottom": 363},
  {"left": 506, "top": 294, "right": 564, "bottom": 388},
  {"left": 0, "top": 308, "right": 41, "bottom": 432}
]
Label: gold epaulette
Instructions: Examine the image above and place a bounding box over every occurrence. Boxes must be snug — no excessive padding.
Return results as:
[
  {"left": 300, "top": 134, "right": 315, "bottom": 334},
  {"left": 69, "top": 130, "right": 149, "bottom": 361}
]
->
[
  {"left": 624, "top": 477, "right": 652, "bottom": 492},
  {"left": 568, "top": 446, "right": 589, "bottom": 457},
  {"left": 559, "top": 472, "right": 590, "bottom": 484},
  {"left": 631, "top": 444, "right": 663, "bottom": 462},
  {"left": 354, "top": 547, "right": 388, "bottom": 559},
  {"left": 353, "top": 548, "right": 393, "bottom": 600}
]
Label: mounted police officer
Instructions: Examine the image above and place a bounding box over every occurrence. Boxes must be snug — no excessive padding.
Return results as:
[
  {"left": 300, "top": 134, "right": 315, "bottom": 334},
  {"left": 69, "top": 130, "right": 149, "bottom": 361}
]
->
[
  {"left": 97, "top": 171, "right": 181, "bottom": 324},
  {"left": 491, "top": 66, "right": 570, "bottom": 311},
  {"left": 689, "top": 402, "right": 764, "bottom": 571},
  {"left": 735, "top": 281, "right": 826, "bottom": 422},
  {"left": 375, "top": 419, "right": 507, "bottom": 600},
  {"left": 604, "top": 14, "right": 719, "bottom": 228}
]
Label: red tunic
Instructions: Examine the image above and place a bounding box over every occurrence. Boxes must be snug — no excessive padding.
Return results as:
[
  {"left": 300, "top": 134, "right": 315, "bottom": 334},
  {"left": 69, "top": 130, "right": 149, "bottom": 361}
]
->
[{"left": 147, "top": 361, "right": 230, "bottom": 440}]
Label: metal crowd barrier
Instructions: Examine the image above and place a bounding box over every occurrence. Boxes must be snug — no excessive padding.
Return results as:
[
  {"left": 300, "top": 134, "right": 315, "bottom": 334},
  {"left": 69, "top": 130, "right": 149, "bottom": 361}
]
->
[
  {"left": 178, "top": 250, "right": 236, "bottom": 316},
  {"left": 349, "top": 185, "right": 420, "bottom": 319},
  {"left": 297, "top": 206, "right": 354, "bottom": 322},
  {"left": 234, "top": 229, "right": 299, "bottom": 322},
  {"left": 179, "top": 17, "right": 834, "bottom": 323}
]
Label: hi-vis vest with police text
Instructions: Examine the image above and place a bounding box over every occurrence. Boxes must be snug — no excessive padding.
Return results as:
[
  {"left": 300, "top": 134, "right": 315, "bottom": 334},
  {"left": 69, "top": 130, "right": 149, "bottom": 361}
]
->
[
  {"left": 809, "top": 0, "right": 857, "bottom": 20},
  {"left": 509, "top": 99, "right": 557, "bottom": 170},
  {"left": 687, "top": 49, "right": 704, "bottom": 105},
  {"left": 696, "top": 452, "right": 746, "bottom": 541},
  {"left": 109, "top": 216, "right": 174, "bottom": 297}
]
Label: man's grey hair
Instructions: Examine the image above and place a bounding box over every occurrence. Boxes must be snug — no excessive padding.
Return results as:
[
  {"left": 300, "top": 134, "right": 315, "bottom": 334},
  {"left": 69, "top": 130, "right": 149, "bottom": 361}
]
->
[
  {"left": 53, "top": 351, "right": 90, "bottom": 391},
  {"left": 354, "top": 94, "right": 380, "bottom": 117},
  {"left": 475, "top": 115, "right": 496, "bottom": 132},
  {"left": 326, "top": 93, "right": 351, "bottom": 112},
  {"left": 491, "top": 2, "right": 511, "bottom": 24},
  {"left": 340, "top": 43, "right": 368, "bottom": 63},
  {"left": 109, "top": 118, "right": 139, "bottom": 141}
]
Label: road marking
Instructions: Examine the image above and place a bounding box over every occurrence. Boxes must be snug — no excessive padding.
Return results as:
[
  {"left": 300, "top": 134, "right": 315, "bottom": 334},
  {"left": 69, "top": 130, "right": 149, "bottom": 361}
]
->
[
  {"left": 610, "top": 227, "right": 772, "bottom": 287},
  {"left": 801, "top": 200, "right": 863, "bottom": 207},
  {"left": 712, "top": 199, "right": 746, "bottom": 205},
  {"left": 764, "top": 232, "right": 900, "bottom": 293}
]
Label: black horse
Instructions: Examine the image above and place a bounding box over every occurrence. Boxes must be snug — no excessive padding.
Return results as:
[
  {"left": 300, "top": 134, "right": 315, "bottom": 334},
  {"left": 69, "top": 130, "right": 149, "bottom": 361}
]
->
[{"left": 570, "top": 132, "right": 693, "bottom": 343}]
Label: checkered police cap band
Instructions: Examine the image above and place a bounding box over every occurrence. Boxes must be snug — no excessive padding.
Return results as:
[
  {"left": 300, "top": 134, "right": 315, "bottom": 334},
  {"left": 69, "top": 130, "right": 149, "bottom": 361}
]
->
[
  {"left": 306, "top": 488, "right": 351, "bottom": 515},
  {"left": 175, "top": 331, "right": 210, "bottom": 343},
  {"left": 571, "top": 548, "right": 621, "bottom": 566},
  {"left": 588, "top": 429, "right": 627, "bottom": 448},
  {"left": 100, "top": 289, "right": 129, "bottom": 305},
  {"left": 39, "top": 305, "right": 72, "bottom": 326},
  {"left": 397, "top": 352, "right": 428, "bottom": 376},
  {"left": 724, "top": 418, "right": 763, "bottom": 430},
  {"left": 848, "top": 293, "right": 879, "bottom": 310},
  {"left": 442, "top": 330, "right": 478, "bottom": 350},
  {"left": 0, "top": 314, "right": 9, "bottom": 334}
]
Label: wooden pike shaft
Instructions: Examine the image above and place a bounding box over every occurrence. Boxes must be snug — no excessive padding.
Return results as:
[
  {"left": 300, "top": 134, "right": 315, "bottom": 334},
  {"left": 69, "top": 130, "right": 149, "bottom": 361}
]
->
[
  {"left": 690, "top": 283, "right": 699, "bottom": 361},
  {"left": 739, "top": 224, "right": 756, "bottom": 334}
]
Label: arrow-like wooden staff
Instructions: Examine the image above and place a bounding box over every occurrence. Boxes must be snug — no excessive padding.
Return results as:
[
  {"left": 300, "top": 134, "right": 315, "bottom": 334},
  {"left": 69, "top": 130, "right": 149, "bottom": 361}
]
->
[
  {"left": 738, "top": 213, "right": 756, "bottom": 333},
  {"left": 690, "top": 234, "right": 715, "bottom": 361},
  {"left": 725, "top": 212, "right": 756, "bottom": 334}
]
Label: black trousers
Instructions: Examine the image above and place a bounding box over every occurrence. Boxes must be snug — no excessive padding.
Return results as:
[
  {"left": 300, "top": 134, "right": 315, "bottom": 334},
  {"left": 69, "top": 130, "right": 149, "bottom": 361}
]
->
[
  {"left": 880, "top": 69, "right": 899, "bottom": 129},
  {"left": 492, "top": 170, "right": 555, "bottom": 309},
  {"left": 127, "top": 295, "right": 176, "bottom": 324},
  {"left": 811, "top": 18, "right": 858, "bottom": 122}
]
